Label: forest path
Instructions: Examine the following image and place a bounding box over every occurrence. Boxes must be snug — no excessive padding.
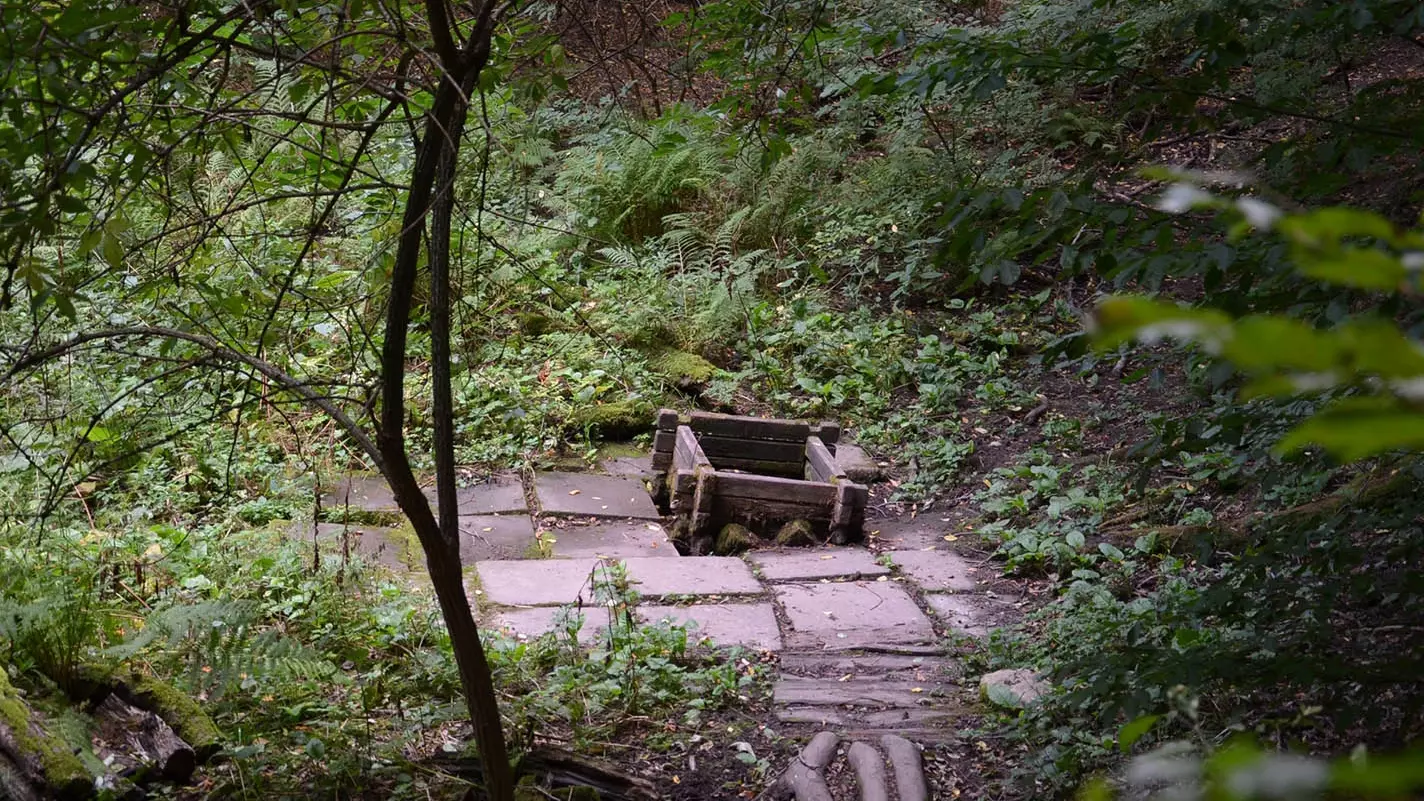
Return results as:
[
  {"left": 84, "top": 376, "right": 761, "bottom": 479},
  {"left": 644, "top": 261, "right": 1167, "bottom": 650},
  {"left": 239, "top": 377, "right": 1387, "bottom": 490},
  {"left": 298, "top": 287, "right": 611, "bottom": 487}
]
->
[{"left": 297, "top": 453, "right": 1023, "bottom": 757}]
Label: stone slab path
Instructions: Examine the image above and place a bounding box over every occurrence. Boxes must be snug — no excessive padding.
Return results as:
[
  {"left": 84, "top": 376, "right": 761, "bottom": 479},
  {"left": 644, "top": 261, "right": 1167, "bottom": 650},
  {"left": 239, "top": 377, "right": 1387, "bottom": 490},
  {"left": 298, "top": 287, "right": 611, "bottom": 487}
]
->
[{"left": 306, "top": 454, "right": 1022, "bottom": 748}]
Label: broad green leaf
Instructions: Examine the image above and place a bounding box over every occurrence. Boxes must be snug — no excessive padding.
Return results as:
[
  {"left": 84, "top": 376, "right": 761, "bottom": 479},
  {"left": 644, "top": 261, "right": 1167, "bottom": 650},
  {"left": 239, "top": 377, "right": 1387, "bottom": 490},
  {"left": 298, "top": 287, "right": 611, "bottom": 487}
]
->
[
  {"left": 1296, "top": 247, "right": 1406, "bottom": 290},
  {"left": 1092, "top": 296, "right": 1232, "bottom": 352},
  {"left": 1277, "top": 399, "right": 1424, "bottom": 461},
  {"left": 1118, "top": 714, "right": 1160, "bottom": 753},
  {"left": 1222, "top": 316, "right": 1336, "bottom": 372},
  {"left": 1279, "top": 207, "right": 1397, "bottom": 248},
  {"left": 1330, "top": 749, "right": 1424, "bottom": 794}
]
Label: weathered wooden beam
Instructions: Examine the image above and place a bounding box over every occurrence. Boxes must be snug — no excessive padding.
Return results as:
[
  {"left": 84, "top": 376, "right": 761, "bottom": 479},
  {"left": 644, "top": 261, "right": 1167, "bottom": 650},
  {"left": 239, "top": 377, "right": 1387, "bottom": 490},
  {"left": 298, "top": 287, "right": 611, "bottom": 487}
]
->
[
  {"left": 696, "top": 434, "right": 806, "bottom": 463},
  {"left": 804, "top": 436, "right": 844, "bottom": 484},
  {"left": 811, "top": 422, "right": 840, "bottom": 448},
  {"left": 712, "top": 497, "right": 835, "bottom": 523},
  {"left": 652, "top": 429, "right": 676, "bottom": 453},
  {"left": 675, "top": 426, "right": 712, "bottom": 470},
  {"left": 690, "top": 470, "right": 716, "bottom": 554},
  {"left": 687, "top": 411, "right": 810, "bottom": 442},
  {"left": 707, "top": 457, "right": 805, "bottom": 477},
  {"left": 656, "top": 408, "right": 680, "bottom": 431},
  {"left": 714, "top": 473, "right": 838, "bottom": 504}
]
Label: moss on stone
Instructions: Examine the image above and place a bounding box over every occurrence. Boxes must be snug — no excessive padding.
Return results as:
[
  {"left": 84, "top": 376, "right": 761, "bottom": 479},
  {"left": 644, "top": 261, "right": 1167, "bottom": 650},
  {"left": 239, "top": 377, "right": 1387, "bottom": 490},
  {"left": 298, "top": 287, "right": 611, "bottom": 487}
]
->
[
  {"left": 384, "top": 520, "right": 425, "bottom": 570},
  {"left": 516, "top": 311, "right": 554, "bottom": 337},
  {"left": 568, "top": 399, "right": 653, "bottom": 440},
  {"left": 0, "top": 670, "right": 92, "bottom": 797},
  {"left": 774, "top": 519, "right": 817, "bottom": 547},
  {"left": 125, "top": 673, "right": 223, "bottom": 760},
  {"left": 714, "top": 524, "right": 756, "bottom": 555},
  {"left": 647, "top": 349, "right": 718, "bottom": 386}
]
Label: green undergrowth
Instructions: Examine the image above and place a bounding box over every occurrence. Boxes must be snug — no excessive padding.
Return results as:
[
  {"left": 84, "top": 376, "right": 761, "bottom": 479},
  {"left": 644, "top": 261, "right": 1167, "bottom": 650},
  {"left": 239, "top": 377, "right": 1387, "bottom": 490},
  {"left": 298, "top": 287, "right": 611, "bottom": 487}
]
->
[{"left": 0, "top": 513, "right": 764, "bottom": 797}]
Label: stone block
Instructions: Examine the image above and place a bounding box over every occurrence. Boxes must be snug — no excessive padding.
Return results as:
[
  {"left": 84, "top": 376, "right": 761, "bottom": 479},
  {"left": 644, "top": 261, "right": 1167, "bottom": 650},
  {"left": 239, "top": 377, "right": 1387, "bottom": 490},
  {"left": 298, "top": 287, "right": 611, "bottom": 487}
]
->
[
  {"left": 775, "top": 582, "right": 935, "bottom": 650},
  {"left": 750, "top": 548, "right": 890, "bottom": 581},
  {"left": 888, "top": 550, "right": 979, "bottom": 592},
  {"left": 622, "top": 556, "right": 762, "bottom": 597},
  {"left": 534, "top": 472, "right": 660, "bottom": 519},
  {"left": 641, "top": 603, "right": 782, "bottom": 651}
]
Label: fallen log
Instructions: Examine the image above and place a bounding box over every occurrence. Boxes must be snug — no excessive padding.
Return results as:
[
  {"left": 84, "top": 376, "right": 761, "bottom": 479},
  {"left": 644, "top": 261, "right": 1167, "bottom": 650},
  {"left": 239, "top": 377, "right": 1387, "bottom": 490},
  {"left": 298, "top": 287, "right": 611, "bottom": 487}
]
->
[
  {"left": 92, "top": 694, "right": 196, "bottom": 783},
  {"left": 0, "top": 670, "right": 91, "bottom": 800}
]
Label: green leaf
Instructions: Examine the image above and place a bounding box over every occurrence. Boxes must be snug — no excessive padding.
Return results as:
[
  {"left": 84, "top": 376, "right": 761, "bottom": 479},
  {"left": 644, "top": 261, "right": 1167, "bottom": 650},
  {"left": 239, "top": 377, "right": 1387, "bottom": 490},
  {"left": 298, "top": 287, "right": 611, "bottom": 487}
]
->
[
  {"left": 1222, "top": 316, "right": 1336, "bottom": 372},
  {"left": 1276, "top": 399, "right": 1424, "bottom": 462},
  {"left": 1118, "top": 714, "right": 1160, "bottom": 753},
  {"left": 1296, "top": 247, "right": 1405, "bottom": 290},
  {"left": 100, "top": 232, "right": 124, "bottom": 268},
  {"left": 1092, "top": 296, "right": 1232, "bottom": 352},
  {"left": 1098, "top": 542, "right": 1125, "bottom": 561},
  {"left": 1279, "top": 207, "right": 1397, "bottom": 248},
  {"left": 1330, "top": 749, "right": 1424, "bottom": 794}
]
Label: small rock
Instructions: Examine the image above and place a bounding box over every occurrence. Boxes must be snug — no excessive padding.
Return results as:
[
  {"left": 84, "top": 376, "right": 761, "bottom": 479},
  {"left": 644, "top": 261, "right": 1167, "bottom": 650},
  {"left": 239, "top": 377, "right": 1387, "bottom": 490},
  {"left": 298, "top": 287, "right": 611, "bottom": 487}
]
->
[
  {"left": 979, "top": 668, "right": 1048, "bottom": 709},
  {"left": 775, "top": 519, "right": 818, "bottom": 547},
  {"left": 834, "top": 443, "right": 882, "bottom": 483},
  {"left": 715, "top": 523, "right": 756, "bottom": 555}
]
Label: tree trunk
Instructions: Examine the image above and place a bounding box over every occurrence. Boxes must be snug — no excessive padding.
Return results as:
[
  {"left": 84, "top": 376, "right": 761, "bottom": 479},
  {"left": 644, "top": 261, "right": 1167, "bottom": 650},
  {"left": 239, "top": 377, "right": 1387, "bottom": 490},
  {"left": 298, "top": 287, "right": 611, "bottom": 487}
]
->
[{"left": 376, "top": 6, "right": 514, "bottom": 801}]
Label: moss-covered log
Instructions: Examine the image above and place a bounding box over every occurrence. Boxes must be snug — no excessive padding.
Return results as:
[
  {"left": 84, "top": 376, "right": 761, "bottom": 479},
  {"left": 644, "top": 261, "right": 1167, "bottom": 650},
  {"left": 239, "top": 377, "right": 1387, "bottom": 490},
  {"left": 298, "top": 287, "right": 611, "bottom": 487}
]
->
[
  {"left": 113, "top": 673, "right": 223, "bottom": 762},
  {"left": 0, "top": 670, "right": 92, "bottom": 800}
]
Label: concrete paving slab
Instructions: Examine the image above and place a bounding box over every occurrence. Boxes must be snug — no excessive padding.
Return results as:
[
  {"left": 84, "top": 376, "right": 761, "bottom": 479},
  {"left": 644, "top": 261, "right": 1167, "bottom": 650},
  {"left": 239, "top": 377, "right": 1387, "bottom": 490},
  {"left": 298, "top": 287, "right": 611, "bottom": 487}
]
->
[
  {"left": 773, "top": 677, "right": 957, "bottom": 707},
  {"left": 549, "top": 520, "right": 679, "bottom": 559},
  {"left": 888, "top": 550, "right": 979, "bottom": 592},
  {"left": 599, "top": 454, "right": 651, "bottom": 477},
  {"left": 778, "top": 652, "right": 961, "bottom": 682},
  {"left": 534, "top": 472, "right": 660, "bottom": 519},
  {"left": 641, "top": 603, "right": 782, "bottom": 651},
  {"left": 623, "top": 556, "right": 762, "bottom": 597},
  {"left": 925, "top": 593, "right": 1020, "bottom": 637},
  {"left": 459, "top": 514, "right": 538, "bottom": 562},
  {"left": 750, "top": 547, "right": 889, "bottom": 581},
  {"left": 474, "top": 558, "right": 602, "bottom": 606},
  {"left": 487, "top": 605, "right": 608, "bottom": 644},
  {"left": 775, "top": 582, "right": 935, "bottom": 650},
  {"left": 287, "top": 521, "right": 414, "bottom": 570},
  {"left": 865, "top": 518, "right": 957, "bottom": 550},
  {"left": 320, "top": 476, "right": 399, "bottom": 515},
  {"left": 426, "top": 473, "right": 528, "bottom": 515}
]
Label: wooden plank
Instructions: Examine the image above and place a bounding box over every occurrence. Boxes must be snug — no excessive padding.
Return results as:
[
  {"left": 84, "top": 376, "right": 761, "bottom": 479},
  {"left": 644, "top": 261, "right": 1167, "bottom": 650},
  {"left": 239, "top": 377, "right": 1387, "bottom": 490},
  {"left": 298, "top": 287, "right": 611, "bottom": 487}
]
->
[
  {"left": 652, "top": 451, "right": 673, "bottom": 470},
  {"left": 687, "top": 411, "right": 810, "bottom": 442},
  {"left": 705, "top": 458, "right": 804, "bottom": 477},
  {"left": 671, "top": 468, "right": 697, "bottom": 496},
  {"left": 712, "top": 496, "right": 834, "bottom": 522},
  {"left": 811, "top": 422, "right": 841, "bottom": 447},
  {"left": 656, "top": 409, "right": 681, "bottom": 431},
  {"left": 805, "top": 436, "right": 844, "bottom": 484},
  {"left": 714, "top": 472, "right": 838, "bottom": 504},
  {"left": 675, "top": 426, "right": 711, "bottom": 470},
  {"left": 652, "top": 429, "right": 676, "bottom": 454},
  {"left": 695, "top": 434, "right": 805, "bottom": 463}
]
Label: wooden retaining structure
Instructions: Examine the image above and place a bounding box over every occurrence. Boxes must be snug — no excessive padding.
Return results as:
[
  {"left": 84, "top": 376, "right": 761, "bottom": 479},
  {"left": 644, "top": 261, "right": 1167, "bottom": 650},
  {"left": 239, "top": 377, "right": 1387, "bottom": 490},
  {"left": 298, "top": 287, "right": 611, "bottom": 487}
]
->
[{"left": 652, "top": 409, "right": 868, "bottom": 553}]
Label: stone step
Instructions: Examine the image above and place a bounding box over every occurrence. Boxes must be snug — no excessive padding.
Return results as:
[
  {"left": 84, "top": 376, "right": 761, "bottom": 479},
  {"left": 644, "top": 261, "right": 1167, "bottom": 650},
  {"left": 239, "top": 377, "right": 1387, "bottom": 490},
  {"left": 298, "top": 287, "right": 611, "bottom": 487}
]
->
[
  {"left": 774, "top": 582, "right": 936, "bottom": 651},
  {"left": 473, "top": 555, "right": 761, "bottom": 607},
  {"left": 320, "top": 474, "right": 531, "bottom": 518},
  {"left": 777, "top": 652, "right": 961, "bottom": 683},
  {"left": 546, "top": 520, "right": 679, "bottom": 559},
  {"left": 490, "top": 601, "right": 782, "bottom": 651},
  {"left": 533, "top": 472, "right": 660, "bottom": 519},
  {"left": 773, "top": 677, "right": 960, "bottom": 708},
  {"left": 749, "top": 547, "right": 890, "bottom": 582}
]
